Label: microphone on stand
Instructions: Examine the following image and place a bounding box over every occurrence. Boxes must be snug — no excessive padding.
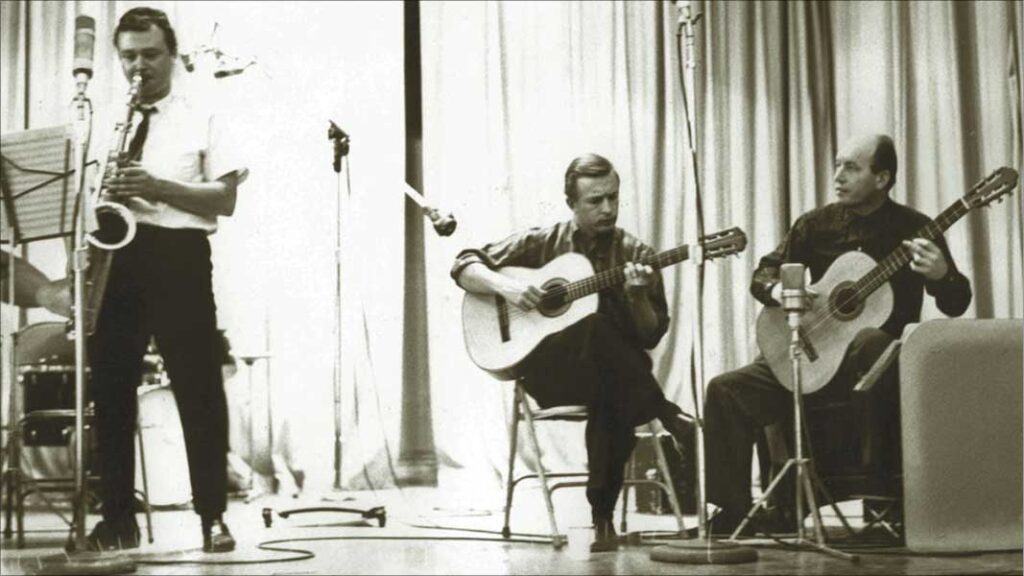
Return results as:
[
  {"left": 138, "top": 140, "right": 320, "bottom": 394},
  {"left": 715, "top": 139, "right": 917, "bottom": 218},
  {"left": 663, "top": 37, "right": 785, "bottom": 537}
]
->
[
  {"left": 673, "top": 1, "right": 703, "bottom": 69},
  {"left": 73, "top": 15, "right": 96, "bottom": 96},
  {"left": 328, "top": 121, "right": 351, "bottom": 173},
  {"left": 214, "top": 57, "right": 256, "bottom": 79},
  {"left": 780, "top": 263, "right": 809, "bottom": 327}
]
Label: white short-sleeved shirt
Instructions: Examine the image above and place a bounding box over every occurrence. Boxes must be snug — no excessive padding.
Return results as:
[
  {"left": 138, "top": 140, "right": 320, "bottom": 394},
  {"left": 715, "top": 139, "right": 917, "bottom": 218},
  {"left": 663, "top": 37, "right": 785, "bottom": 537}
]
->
[{"left": 94, "top": 89, "right": 248, "bottom": 233}]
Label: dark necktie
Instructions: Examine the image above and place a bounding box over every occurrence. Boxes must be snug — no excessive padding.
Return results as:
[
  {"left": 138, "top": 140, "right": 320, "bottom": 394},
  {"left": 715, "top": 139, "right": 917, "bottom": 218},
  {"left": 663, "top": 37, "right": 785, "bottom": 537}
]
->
[{"left": 126, "top": 106, "right": 156, "bottom": 162}]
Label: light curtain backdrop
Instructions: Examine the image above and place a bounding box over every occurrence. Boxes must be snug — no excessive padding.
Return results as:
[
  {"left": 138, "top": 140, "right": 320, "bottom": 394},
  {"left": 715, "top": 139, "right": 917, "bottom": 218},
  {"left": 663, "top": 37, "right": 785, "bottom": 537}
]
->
[
  {"left": 2, "top": 0, "right": 1021, "bottom": 509},
  {"left": 420, "top": 0, "right": 1023, "bottom": 495},
  {"left": 1, "top": 0, "right": 408, "bottom": 494}
]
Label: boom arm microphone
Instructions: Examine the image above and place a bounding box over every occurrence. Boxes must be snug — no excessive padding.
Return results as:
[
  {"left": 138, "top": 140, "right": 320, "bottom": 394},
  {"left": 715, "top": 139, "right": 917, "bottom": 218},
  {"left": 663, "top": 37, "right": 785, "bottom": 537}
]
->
[{"left": 73, "top": 15, "right": 96, "bottom": 95}]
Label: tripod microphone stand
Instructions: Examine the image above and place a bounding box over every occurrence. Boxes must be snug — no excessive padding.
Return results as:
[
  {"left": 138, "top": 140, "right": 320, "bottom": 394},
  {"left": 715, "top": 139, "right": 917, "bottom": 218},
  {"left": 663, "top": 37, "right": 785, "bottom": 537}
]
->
[{"left": 728, "top": 263, "right": 857, "bottom": 562}]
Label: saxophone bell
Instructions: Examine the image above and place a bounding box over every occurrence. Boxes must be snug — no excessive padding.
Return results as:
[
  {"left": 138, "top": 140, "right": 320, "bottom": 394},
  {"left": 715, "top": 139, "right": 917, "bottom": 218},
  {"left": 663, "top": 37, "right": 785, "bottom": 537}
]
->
[{"left": 86, "top": 201, "right": 137, "bottom": 250}]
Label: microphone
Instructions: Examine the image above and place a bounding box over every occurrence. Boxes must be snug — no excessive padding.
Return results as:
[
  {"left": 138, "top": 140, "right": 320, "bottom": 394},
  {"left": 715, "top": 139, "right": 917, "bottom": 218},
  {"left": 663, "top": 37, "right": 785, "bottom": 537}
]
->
[
  {"left": 673, "top": 0, "right": 702, "bottom": 69},
  {"left": 328, "top": 121, "right": 351, "bottom": 173},
  {"left": 780, "top": 263, "right": 808, "bottom": 314},
  {"left": 73, "top": 15, "right": 96, "bottom": 95},
  {"left": 213, "top": 57, "right": 255, "bottom": 79}
]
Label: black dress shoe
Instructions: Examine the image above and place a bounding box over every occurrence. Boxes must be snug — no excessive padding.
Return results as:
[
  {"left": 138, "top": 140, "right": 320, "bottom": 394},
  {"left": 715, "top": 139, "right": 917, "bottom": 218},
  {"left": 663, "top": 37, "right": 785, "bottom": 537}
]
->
[
  {"left": 202, "top": 518, "right": 236, "bottom": 553},
  {"left": 84, "top": 516, "right": 140, "bottom": 551},
  {"left": 589, "top": 518, "right": 619, "bottom": 553}
]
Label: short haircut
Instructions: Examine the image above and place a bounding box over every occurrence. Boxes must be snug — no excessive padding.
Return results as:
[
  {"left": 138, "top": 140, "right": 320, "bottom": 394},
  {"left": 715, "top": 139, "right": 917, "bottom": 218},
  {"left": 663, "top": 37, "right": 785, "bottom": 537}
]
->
[
  {"left": 871, "top": 135, "right": 898, "bottom": 191},
  {"left": 564, "top": 154, "right": 619, "bottom": 201},
  {"left": 114, "top": 7, "right": 178, "bottom": 55}
]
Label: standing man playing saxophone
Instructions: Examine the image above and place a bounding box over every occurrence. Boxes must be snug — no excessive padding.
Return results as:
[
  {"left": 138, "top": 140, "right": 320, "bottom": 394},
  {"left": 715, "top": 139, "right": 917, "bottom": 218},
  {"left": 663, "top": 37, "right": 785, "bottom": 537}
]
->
[{"left": 85, "top": 7, "right": 247, "bottom": 552}]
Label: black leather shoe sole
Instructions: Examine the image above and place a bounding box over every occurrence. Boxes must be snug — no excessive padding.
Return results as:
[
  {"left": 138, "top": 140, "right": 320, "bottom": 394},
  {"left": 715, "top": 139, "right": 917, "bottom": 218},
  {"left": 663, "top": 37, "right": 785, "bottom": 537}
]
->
[{"left": 203, "top": 531, "right": 236, "bottom": 553}]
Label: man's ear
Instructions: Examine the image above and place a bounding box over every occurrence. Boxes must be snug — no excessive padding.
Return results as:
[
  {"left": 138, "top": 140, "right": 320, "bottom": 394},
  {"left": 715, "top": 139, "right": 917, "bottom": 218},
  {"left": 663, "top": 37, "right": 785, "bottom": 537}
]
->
[{"left": 876, "top": 170, "right": 892, "bottom": 191}]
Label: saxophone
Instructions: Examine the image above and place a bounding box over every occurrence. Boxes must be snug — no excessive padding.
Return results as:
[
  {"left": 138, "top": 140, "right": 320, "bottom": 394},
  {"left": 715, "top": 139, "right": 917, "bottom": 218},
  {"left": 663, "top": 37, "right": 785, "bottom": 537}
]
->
[{"left": 83, "top": 73, "right": 143, "bottom": 335}]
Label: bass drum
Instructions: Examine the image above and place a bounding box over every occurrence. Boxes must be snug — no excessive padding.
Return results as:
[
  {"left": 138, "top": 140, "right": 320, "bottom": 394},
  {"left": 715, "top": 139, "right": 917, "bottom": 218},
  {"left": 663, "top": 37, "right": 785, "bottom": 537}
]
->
[
  {"left": 135, "top": 384, "right": 192, "bottom": 508},
  {"left": 11, "top": 322, "right": 85, "bottom": 480}
]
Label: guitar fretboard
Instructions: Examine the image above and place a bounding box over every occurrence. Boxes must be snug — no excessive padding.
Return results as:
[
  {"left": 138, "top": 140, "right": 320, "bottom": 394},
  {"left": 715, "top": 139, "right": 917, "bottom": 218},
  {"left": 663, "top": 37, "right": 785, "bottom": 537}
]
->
[
  {"left": 851, "top": 200, "right": 969, "bottom": 298},
  {"left": 561, "top": 244, "right": 691, "bottom": 302}
]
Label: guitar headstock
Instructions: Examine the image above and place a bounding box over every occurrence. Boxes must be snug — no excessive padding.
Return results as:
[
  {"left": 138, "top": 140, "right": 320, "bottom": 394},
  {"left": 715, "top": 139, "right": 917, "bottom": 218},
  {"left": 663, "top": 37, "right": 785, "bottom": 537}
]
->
[
  {"left": 964, "top": 167, "right": 1019, "bottom": 209},
  {"left": 700, "top": 226, "right": 748, "bottom": 260}
]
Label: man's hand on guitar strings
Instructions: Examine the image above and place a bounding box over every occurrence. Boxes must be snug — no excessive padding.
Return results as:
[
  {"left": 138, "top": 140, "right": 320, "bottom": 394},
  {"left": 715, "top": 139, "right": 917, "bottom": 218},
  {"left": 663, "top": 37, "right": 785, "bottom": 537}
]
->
[
  {"left": 623, "top": 261, "right": 655, "bottom": 290},
  {"left": 500, "top": 281, "right": 545, "bottom": 311},
  {"left": 903, "top": 238, "right": 949, "bottom": 281}
]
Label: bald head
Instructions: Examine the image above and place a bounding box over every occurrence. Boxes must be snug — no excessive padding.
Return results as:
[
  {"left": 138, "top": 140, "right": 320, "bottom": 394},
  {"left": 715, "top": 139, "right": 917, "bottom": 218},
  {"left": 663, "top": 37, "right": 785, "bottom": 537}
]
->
[{"left": 833, "top": 134, "right": 898, "bottom": 213}]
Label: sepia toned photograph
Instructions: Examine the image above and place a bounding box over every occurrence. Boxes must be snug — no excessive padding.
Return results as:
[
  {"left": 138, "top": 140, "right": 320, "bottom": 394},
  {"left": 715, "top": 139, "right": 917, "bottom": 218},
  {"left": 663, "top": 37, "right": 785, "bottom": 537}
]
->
[{"left": 1, "top": 1, "right": 1021, "bottom": 574}]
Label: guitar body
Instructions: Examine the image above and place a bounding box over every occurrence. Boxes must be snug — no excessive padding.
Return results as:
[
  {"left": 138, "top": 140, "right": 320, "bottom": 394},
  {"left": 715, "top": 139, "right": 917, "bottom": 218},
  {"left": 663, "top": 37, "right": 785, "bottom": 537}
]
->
[
  {"left": 756, "top": 250, "right": 894, "bottom": 394},
  {"left": 462, "top": 252, "right": 598, "bottom": 380}
]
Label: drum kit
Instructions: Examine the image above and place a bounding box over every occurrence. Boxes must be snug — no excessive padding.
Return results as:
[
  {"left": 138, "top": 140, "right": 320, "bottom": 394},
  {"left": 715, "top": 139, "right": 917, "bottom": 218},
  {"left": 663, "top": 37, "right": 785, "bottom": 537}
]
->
[{"left": 2, "top": 320, "right": 191, "bottom": 539}]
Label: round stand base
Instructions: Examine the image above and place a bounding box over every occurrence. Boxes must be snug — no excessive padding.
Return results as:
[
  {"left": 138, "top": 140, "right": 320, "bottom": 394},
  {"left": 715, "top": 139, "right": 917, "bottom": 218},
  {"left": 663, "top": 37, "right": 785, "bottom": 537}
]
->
[
  {"left": 650, "top": 539, "right": 758, "bottom": 564},
  {"left": 24, "top": 551, "right": 137, "bottom": 575}
]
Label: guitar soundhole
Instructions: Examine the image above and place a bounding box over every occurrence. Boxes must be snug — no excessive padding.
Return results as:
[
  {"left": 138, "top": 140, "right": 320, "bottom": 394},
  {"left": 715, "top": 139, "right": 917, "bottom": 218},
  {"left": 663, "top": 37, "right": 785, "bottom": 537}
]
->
[
  {"left": 829, "top": 282, "right": 863, "bottom": 320},
  {"left": 538, "top": 278, "right": 571, "bottom": 318}
]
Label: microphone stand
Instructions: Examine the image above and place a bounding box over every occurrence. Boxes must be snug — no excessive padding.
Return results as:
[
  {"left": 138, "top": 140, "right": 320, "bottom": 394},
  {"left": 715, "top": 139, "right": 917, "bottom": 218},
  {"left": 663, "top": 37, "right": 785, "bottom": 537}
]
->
[
  {"left": 651, "top": 2, "right": 759, "bottom": 565},
  {"left": 273, "top": 123, "right": 385, "bottom": 529},
  {"left": 675, "top": 2, "right": 709, "bottom": 540},
  {"left": 728, "top": 281, "right": 858, "bottom": 562},
  {"left": 40, "top": 82, "right": 139, "bottom": 574},
  {"left": 69, "top": 86, "right": 93, "bottom": 556}
]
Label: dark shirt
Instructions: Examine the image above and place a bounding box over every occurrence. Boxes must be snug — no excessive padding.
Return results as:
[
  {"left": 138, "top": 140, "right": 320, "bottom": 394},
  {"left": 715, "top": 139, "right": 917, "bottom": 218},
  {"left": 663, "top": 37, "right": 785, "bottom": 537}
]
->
[
  {"left": 451, "top": 220, "right": 671, "bottom": 349},
  {"left": 751, "top": 198, "right": 973, "bottom": 337}
]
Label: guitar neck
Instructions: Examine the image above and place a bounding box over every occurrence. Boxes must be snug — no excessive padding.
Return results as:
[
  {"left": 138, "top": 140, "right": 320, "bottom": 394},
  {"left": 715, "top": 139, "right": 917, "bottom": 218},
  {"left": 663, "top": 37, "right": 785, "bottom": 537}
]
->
[
  {"left": 853, "top": 200, "right": 969, "bottom": 296},
  {"left": 562, "top": 244, "right": 690, "bottom": 302}
]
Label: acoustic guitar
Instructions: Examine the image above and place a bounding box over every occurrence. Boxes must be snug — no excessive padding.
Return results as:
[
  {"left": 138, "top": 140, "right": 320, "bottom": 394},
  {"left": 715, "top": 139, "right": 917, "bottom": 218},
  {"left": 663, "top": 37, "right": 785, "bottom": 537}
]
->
[
  {"left": 462, "top": 227, "right": 748, "bottom": 379},
  {"left": 756, "top": 166, "right": 1019, "bottom": 394}
]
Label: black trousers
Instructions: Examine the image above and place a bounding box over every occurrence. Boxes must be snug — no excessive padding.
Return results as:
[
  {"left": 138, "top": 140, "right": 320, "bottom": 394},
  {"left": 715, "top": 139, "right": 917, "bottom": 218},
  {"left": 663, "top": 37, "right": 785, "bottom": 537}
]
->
[
  {"left": 518, "top": 313, "right": 671, "bottom": 522},
  {"left": 703, "top": 327, "right": 896, "bottom": 514},
  {"left": 88, "top": 225, "right": 228, "bottom": 521}
]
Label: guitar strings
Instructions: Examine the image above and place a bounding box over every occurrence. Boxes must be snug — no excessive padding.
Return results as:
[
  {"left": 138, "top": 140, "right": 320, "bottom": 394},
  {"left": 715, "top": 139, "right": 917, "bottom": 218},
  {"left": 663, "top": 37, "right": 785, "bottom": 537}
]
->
[{"left": 797, "top": 200, "right": 967, "bottom": 338}]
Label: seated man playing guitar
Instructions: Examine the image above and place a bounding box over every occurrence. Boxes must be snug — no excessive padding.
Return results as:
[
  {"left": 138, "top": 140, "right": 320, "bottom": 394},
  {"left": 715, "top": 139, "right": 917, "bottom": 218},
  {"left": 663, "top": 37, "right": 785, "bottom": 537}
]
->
[
  {"left": 452, "top": 154, "right": 693, "bottom": 552},
  {"left": 704, "top": 134, "right": 973, "bottom": 535}
]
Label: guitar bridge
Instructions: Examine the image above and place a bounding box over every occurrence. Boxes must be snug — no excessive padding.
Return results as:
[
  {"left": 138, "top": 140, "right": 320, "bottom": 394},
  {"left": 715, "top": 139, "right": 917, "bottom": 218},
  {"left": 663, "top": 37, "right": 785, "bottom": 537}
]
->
[{"left": 496, "top": 296, "right": 511, "bottom": 343}]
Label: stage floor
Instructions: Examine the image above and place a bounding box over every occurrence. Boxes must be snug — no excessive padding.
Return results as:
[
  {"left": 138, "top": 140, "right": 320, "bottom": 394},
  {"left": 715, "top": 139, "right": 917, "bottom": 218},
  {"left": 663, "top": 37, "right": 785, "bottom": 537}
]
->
[{"left": 2, "top": 486, "right": 1021, "bottom": 575}]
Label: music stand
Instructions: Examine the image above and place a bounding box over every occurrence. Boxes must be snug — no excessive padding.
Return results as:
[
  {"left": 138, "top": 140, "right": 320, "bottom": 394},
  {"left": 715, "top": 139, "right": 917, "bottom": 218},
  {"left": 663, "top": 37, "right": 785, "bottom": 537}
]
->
[{"left": 2, "top": 125, "right": 92, "bottom": 245}]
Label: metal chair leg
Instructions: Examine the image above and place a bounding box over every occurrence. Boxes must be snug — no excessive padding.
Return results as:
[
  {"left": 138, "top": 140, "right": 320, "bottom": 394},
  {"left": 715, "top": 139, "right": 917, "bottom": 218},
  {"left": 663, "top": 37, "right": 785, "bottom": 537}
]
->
[
  {"left": 518, "top": 386, "right": 563, "bottom": 548},
  {"left": 16, "top": 480, "right": 26, "bottom": 549},
  {"left": 501, "top": 388, "right": 521, "bottom": 540},
  {"left": 649, "top": 425, "right": 686, "bottom": 535}
]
